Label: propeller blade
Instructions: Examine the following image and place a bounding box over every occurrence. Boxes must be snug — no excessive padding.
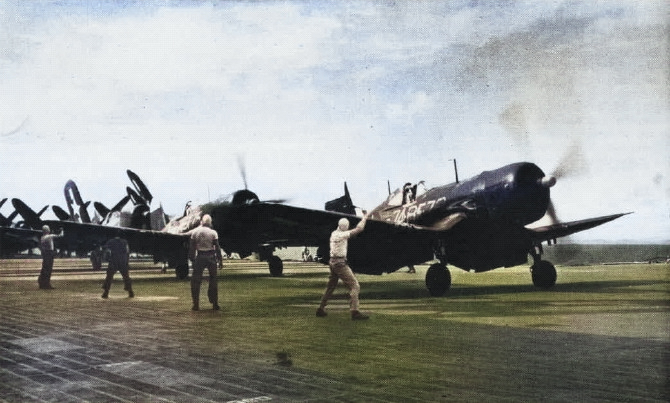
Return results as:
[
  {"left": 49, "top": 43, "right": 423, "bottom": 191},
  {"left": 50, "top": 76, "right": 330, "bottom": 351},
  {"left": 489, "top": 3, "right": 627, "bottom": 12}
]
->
[
  {"left": 237, "top": 155, "right": 248, "bottom": 190},
  {"left": 546, "top": 199, "right": 559, "bottom": 226},
  {"left": 233, "top": 157, "right": 290, "bottom": 204},
  {"left": 261, "top": 199, "right": 289, "bottom": 204}
]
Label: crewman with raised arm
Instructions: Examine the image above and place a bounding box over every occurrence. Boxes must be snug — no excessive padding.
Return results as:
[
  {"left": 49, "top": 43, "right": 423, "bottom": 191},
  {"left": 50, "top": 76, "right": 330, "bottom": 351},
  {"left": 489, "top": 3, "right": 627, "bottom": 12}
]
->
[
  {"left": 316, "top": 214, "right": 370, "bottom": 320},
  {"left": 38, "top": 225, "right": 63, "bottom": 290}
]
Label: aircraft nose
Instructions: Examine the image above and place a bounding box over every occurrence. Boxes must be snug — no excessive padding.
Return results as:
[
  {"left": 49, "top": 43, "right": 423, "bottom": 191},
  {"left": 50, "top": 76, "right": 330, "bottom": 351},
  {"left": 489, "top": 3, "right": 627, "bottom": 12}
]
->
[{"left": 538, "top": 176, "right": 557, "bottom": 188}]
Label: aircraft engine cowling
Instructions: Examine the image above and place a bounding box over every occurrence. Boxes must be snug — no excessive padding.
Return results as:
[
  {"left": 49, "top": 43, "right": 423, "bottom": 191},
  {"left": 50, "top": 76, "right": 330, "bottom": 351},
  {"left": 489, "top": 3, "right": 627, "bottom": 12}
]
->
[
  {"left": 467, "top": 163, "right": 551, "bottom": 225},
  {"left": 230, "top": 189, "right": 260, "bottom": 206}
]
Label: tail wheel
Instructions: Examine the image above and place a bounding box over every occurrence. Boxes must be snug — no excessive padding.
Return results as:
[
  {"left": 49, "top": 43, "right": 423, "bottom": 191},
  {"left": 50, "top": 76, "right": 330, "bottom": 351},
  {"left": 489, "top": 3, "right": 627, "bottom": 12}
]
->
[
  {"left": 531, "top": 260, "right": 557, "bottom": 289},
  {"left": 269, "top": 255, "right": 283, "bottom": 277},
  {"left": 425, "top": 263, "right": 451, "bottom": 297}
]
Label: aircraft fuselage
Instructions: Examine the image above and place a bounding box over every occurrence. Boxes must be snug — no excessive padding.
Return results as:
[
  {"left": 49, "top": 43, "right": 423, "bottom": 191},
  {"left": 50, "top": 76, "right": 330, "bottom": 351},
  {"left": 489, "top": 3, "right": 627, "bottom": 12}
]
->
[{"left": 352, "top": 162, "right": 554, "bottom": 273}]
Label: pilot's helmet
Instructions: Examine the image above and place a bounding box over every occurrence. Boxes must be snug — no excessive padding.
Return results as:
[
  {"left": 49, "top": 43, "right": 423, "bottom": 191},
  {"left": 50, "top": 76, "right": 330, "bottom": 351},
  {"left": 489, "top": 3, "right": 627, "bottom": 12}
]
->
[
  {"left": 403, "top": 182, "right": 412, "bottom": 190},
  {"left": 338, "top": 218, "right": 349, "bottom": 231},
  {"left": 42, "top": 225, "right": 51, "bottom": 233}
]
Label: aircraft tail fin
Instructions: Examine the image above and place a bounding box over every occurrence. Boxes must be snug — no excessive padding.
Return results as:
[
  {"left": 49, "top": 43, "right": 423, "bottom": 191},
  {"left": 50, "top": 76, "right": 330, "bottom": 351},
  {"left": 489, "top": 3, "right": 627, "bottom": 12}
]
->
[
  {"left": 79, "top": 201, "right": 92, "bottom": 223},
  {"left": 150, "top": 205, "right": 167, "bottom": 231},
  {"left": 325, "top": 182, "right": 356, "bottom": 215}
]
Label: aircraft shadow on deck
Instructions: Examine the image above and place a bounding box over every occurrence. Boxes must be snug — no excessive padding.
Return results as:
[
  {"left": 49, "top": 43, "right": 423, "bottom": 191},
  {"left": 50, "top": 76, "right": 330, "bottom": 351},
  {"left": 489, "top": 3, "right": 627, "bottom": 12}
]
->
[{"left": 359, "top": 278, "right": 670, "bottom": 300}]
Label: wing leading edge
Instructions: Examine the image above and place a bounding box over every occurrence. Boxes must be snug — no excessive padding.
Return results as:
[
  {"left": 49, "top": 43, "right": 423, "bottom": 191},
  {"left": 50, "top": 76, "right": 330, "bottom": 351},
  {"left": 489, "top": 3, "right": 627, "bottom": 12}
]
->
[{"left": 527, "top": 212, "right": 632, "bottom": 243}]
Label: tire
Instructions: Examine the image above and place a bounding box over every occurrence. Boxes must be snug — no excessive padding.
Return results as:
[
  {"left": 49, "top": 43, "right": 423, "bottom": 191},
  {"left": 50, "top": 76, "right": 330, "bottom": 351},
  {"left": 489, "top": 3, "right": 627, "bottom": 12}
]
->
[
  {"left": 531, "top": 260, "right": 557, "bottom": 289},
  {"left": 269, "top": 255, "right": 283, "bottom": 277},
  {"left": 425, "top": 263, "right": 451, "bottom": 297}
]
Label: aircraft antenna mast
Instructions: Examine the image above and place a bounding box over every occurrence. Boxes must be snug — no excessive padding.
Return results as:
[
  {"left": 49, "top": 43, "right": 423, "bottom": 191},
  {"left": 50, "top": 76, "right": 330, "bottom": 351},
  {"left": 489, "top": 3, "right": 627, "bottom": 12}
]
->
[{"left": 449, "top": 159, "right": 459, "bottom": 183}]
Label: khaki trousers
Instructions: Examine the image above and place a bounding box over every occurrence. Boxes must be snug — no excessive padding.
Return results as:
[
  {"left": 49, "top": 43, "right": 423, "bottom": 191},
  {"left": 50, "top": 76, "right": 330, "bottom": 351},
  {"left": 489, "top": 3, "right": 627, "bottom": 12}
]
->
[
  {"left": 319, "top": 258, "right": 360, "bottom": 311},
  {"left": 38, "top": 250, "right": 55, "bottom": 288},
  {"left": 191, "top": 253, "right": 218, "bottom": 305},
  {"left": 102, "top": 258, "right": 132, "bottom": 293}
]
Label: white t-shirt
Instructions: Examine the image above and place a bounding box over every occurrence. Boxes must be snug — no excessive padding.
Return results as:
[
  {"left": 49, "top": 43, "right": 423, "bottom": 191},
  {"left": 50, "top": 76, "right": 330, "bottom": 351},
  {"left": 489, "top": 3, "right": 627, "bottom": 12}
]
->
[{"left": 330, "top": 229, "right": 352, "bottom": 258}]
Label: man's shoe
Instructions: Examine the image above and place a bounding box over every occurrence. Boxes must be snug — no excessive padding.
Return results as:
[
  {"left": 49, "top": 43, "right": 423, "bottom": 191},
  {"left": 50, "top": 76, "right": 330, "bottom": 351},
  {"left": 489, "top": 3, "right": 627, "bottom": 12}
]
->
[
  {"left": 351, "top": 310, "right": 369, "bottom": 320},
  {"left": 315, "top": 308, "right": 327, "bottom": 317},
  {"left": 101, "top": 292, "right": 108, "bottom": 299},
  {"left": 128, "top": 291, "right": 134, "bottom": 298},
  {"left": 191, "top": 304, "right": 199, "bottom": 311},
  {"left": 212, "top": 304, "right": 220, "bottom": 311}
]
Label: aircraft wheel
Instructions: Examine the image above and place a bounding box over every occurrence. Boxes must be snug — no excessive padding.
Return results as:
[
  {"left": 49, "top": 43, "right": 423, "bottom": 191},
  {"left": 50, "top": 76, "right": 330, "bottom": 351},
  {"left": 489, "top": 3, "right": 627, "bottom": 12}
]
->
[
  {"left": 425, "top": 263, "right": 451, "bottom": 297},
  {"left": 531, "top": 260, "right": 557, "bottom": 289},
  {"left": 269, "top": 255, "right": 283, "bottom": 277},
  {"left": 175, "top": 264, "right": 189, "bottom": 280}
]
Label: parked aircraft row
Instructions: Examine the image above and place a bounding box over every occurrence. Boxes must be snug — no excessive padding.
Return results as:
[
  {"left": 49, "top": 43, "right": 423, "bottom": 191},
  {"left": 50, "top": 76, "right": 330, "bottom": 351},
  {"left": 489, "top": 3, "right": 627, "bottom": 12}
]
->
[{"left": 1, "top": 162, "right": 629, "bottom": 295}]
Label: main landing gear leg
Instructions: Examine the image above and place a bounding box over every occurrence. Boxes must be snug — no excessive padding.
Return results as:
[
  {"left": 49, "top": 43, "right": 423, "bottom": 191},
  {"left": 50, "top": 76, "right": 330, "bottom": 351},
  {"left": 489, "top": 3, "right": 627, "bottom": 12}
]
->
[
  {"left": 425, "top": 262, "right": 451, "bottom": 297},
  {"left": 529, "top": 246, "right": 557, "bottom": 289}
]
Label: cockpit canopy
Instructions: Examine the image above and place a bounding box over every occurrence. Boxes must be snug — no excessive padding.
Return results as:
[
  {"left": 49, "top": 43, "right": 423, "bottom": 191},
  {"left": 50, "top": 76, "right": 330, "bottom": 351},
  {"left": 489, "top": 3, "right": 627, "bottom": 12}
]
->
[{"left": 385, "top": 181, "right": 428, "bottom": 207}]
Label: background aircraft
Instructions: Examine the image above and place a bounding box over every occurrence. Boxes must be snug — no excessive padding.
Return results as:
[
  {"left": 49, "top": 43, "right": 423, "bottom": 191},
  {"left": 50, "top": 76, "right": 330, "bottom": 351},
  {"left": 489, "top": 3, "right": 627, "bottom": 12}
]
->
[
  {"left": 9, "top": 170, "right": 188, "bottom": 274},
  {"left": 0, "top": 198, "right": 45, "bottom": 257}
]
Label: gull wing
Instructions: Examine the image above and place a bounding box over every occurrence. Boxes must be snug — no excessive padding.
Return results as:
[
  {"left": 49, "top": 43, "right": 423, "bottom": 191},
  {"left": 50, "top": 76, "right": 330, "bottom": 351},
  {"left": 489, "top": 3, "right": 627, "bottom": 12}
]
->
[{"left": 527, "top": 213, "right": 631, "bottom": 243}]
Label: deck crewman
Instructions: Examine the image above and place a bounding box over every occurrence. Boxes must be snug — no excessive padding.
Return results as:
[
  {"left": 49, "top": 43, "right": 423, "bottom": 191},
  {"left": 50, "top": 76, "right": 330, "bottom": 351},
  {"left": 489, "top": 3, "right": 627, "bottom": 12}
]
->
[
  {"left": 317, "top": 214, "right": 370, "bottom": 320},
  {"left": 38, "top": 225, "right": 63, "bottom": 290},
  {"left": 189, "top": 214, "right": 223, "bottom": 311},
  {"left": 101, "top": 236, "right": 134, "bottom": 299}
]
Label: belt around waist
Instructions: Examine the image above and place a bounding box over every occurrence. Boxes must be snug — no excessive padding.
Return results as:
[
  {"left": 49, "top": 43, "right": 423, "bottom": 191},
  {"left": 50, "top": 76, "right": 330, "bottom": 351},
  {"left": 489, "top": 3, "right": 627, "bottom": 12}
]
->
[{"left": 197, "top": 250, "right": 217, "bottom": 255}]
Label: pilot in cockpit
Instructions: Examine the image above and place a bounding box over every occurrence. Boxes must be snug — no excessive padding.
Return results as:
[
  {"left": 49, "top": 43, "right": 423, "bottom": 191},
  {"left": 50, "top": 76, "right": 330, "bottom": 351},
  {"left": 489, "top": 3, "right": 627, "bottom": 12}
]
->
[{"left": 402, "top": 183, "right": 416, "bottom": 205}]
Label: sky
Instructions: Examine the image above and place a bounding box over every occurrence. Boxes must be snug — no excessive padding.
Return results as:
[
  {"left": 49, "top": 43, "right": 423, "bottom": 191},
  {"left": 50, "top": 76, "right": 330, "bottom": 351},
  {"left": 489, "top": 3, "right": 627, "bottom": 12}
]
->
[{"left": 1, "top": 0, "right": 668, "bottom": 243}]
